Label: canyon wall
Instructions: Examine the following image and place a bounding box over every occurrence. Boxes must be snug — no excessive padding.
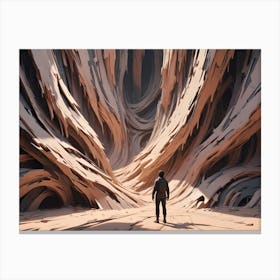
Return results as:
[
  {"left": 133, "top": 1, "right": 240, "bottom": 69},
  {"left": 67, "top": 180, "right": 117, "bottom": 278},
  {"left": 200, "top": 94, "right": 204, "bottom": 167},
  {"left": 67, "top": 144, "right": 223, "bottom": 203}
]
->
[{"left": 20, "top": 49, "right": 261, "bottom": 211}]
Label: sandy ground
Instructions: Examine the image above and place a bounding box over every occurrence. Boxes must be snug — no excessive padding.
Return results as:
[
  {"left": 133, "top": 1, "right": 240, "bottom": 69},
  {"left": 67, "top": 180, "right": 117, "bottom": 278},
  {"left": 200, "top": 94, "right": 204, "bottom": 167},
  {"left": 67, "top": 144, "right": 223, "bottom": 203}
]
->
[{"left": 19, "top": 204, "right": 261, "bottom": 232}]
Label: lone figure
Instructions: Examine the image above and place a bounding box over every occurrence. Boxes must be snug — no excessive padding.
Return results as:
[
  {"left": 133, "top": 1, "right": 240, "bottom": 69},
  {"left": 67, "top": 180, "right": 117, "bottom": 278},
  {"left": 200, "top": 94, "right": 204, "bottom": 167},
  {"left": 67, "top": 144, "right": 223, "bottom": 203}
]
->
[{"left": 152, "top": 170, "right": 170, "bottom": 223}]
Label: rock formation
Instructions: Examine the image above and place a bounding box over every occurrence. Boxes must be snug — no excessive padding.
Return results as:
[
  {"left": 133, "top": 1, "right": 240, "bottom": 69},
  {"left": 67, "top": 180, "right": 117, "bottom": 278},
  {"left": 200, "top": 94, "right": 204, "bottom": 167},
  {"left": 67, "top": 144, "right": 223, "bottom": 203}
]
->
[{"left": 20, "top": 49, "right": 261, "bottom": 212}]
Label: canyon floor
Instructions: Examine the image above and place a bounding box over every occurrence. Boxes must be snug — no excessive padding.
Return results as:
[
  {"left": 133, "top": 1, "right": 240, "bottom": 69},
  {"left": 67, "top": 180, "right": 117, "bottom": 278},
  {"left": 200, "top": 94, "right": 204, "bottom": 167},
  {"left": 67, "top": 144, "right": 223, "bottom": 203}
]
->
[{"left": 19, "top": 204, "right": 261, "bottom": 232}]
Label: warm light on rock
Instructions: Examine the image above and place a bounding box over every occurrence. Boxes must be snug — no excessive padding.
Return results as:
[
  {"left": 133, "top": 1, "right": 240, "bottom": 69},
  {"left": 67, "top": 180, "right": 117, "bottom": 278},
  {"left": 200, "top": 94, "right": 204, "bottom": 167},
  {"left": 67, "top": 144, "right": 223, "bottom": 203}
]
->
[{"left": 20, "top": 49, "right": 261, "bottom": 212}]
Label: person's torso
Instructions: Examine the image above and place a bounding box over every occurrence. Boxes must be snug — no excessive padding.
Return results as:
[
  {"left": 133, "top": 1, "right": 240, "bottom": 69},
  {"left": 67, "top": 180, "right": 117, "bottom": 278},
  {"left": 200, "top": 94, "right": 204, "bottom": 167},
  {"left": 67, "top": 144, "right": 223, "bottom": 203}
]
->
[{"left": 155, "top": 177, "right": 168, "bottom": 199}]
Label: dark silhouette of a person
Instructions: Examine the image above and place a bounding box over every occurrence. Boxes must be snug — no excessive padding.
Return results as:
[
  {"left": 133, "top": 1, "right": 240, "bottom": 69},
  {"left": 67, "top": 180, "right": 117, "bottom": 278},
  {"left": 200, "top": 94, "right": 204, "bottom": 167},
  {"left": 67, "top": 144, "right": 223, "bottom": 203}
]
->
[{"left": 152, "top": 170, "right": 170, "bottom": 223}]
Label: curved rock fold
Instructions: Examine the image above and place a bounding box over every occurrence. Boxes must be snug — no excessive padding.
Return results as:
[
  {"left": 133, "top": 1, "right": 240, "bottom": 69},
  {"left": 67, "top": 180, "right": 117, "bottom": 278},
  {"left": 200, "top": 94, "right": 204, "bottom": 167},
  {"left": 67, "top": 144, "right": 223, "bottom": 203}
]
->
[{"left": 20, "top": 49, "right": 261, "bottom": 212}]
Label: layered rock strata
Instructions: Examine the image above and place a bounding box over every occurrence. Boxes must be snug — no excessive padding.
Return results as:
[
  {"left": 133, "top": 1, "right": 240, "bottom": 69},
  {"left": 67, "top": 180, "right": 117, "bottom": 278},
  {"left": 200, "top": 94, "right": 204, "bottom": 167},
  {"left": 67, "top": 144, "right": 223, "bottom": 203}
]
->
[{"left": 20, "top": 49, "right": 261, "bottom": 211}]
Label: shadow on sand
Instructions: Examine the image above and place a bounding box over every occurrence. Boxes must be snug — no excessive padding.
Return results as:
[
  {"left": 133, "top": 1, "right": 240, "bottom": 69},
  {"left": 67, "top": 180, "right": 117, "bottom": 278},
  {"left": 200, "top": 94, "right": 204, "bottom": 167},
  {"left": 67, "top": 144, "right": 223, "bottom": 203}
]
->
[{"left": 65, "top": 221, "right": 212, "bottom": 231}]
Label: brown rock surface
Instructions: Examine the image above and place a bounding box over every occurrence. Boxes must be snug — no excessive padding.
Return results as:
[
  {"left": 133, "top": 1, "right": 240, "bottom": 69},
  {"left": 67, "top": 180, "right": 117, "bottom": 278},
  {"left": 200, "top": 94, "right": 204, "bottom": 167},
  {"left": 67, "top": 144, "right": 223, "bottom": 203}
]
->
[{"left": 20, "top": 49, "right": 261, "bottom": 226}]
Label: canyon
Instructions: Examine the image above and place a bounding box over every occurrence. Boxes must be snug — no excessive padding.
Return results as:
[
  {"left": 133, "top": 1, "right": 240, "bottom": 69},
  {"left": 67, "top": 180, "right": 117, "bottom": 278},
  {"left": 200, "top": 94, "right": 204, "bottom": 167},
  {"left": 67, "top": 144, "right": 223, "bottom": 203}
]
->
[{"left": 19, "top": 49, "right": 261, "bottom": 230}]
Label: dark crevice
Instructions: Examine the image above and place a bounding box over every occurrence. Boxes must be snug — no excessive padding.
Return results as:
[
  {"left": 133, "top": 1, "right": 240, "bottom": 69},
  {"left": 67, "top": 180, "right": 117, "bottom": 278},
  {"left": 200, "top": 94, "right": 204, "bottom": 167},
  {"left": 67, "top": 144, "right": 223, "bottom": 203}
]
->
[
  {"left": 20, "top": 148, "right": 27, "bottom": 154},
  {"left": 39, "top": 193, "right": 63, "bottom": 209},
  {"left": 246, "top": 50, "right": 253, "bottom": 66},
  {"left": 71, "top": 187, "right": 92, "bottom": 208},
  {"left": 20, "top": 186, "right": 46, "bottom": 211},
  {"left": 238, "top": 132, "right": 258, "bottom": 164},
  {"left": 182, "top": 124, "right": 200, "bottom": 156},
  {"left": 68, "top": 134, "right": 86, "bottom": 155},
  {"left": 20, "top": 158, "right": 43, "bottom": 169},
  {"left": 20, "top": 82, "right": 49, "bottom": 133},
  {"left": 53, "top": 50, "right": 70, "bottom": 89},
  {"left": 141, "top": 50, "right": 154, "bottom": 95},
  {"left": 204, "top": 130, "right": 259, "bottom": 180},
  {"left": 209, "top": 51, "right": 243, "bottom": 131},
  {"left": 212, "top": 86, "right": 232, "bottom": 129},
  {"left": 199, "top": 102, "right": 209, "bottom": 128},
  {"left": 205, "top": 154, "right": 229, "bottom": 179},
  {"left": 123, "top": 50, "right": 134, "bottom": 103},
  {"left": 101, "top": 121, "right": 114, "bottom": 156},
  {"left": 124, "top": 50, "right": 162, "bottom": 106},
  {"left": 184, "top": 50, "right": 194, "bottom": 86},
  {"left": 20, "top": 50, "right": 50, "bottom": 117},
  {"left": 237, "top": 196, "right": 252, "bottom": 207}
]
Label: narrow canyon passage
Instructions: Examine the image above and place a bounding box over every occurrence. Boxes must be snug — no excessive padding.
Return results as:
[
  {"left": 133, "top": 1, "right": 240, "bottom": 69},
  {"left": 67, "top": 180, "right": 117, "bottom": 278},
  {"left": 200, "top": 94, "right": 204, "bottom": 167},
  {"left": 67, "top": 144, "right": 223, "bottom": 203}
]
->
[{"left": 20, "top": 49, "right": 261, "bottom": 228}]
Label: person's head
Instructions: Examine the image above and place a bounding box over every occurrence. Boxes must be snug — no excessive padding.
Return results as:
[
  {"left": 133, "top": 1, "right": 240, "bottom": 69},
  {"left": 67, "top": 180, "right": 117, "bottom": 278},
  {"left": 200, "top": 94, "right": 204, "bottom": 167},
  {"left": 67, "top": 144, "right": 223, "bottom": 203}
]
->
[{"left": 158, "top": 170, "right": 164, "bottom": 178}]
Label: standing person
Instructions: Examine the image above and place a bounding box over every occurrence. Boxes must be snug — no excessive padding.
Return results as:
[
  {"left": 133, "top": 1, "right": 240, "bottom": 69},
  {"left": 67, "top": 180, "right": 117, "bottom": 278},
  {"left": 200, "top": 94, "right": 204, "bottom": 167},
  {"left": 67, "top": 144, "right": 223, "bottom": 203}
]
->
[{"left": 152, "top": 170, "right": 170, "bottom": 223}]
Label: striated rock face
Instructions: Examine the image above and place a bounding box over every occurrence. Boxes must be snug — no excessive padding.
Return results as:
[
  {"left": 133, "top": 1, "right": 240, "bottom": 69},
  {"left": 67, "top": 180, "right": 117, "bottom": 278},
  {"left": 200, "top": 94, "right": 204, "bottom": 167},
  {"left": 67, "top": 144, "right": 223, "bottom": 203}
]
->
[{"left": 20, "top": 49, "right": 261, "bottom": 211}]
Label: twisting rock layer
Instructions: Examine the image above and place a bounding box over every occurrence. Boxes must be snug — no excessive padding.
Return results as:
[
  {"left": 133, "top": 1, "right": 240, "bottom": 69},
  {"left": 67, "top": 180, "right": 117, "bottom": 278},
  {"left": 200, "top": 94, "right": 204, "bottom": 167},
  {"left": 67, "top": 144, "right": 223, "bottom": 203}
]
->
[{"left": 20, "top": 49, "right": 261, "bottom": 211}]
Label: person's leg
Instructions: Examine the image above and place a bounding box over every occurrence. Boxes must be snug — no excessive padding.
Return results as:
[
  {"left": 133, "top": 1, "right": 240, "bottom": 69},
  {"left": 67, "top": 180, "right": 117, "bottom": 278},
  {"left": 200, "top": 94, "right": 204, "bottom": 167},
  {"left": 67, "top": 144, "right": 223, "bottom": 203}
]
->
[
  {"left": 162, "top": 199, "right": 167, "bottom": 223},
  {"left": 155, "top": 198, "right": 160, "bottom": 222}
]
